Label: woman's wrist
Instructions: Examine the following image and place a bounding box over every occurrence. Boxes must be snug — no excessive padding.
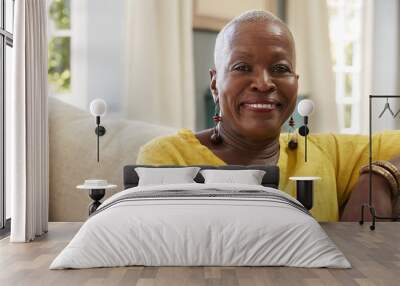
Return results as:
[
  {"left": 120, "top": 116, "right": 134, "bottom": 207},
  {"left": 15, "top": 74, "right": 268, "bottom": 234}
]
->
[
  {"left": 359, "top": 162, "right": 399, "bottom": 198},
  {"left": 341, "top": 173, "right": 392, "bottom": 221},
  {"left": 357, "top": 159, "right": 400, "bottom": 217}
]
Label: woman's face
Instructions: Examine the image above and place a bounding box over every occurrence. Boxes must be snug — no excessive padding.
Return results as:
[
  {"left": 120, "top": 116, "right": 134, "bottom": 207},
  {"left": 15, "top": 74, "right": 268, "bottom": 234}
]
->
[{"left": 211, "top": 21, "right": 299, "bottom": 141}]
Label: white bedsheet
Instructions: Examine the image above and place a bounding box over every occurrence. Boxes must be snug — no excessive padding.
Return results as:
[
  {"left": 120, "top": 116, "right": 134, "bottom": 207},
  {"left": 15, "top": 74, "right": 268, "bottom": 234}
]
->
[{"left": 50, "top": 183, "right": 351, "bottom": 269}]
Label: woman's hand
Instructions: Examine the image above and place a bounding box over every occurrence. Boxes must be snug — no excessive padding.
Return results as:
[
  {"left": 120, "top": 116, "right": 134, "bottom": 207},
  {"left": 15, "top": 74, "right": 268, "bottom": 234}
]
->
[{"left": 341, "top": 173, "right": 392, "bottom": 221}]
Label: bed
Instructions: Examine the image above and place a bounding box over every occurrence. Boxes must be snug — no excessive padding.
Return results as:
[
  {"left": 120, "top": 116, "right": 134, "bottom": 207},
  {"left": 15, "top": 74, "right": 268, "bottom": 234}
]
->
[{"left": 50, "top": 165, "right": 350, "bottom": 269}]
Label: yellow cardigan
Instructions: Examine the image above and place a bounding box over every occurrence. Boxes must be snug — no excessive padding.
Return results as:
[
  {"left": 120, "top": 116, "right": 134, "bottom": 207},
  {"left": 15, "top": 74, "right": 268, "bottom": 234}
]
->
[{"left": 137, "top": 129, "right": 400, "bottom": 221}]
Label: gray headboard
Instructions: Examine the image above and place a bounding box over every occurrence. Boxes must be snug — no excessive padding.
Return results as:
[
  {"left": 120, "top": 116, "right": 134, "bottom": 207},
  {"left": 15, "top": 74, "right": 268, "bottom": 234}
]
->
[{"left": 123, "top": 165, "right": 280, "bottom": 189}]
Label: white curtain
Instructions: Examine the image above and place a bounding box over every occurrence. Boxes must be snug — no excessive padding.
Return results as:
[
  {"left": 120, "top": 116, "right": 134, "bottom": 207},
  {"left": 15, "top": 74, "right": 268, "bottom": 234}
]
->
[
  {"left": 123, "top": 0, "right": 195, "bottom": 129},
  {"left": 8, "top": 0, "right": 49, "bottom": 242},
  {"left": 359, "top": 0, "right": 373, "bottom": 134},
  {"left": 287, "top": 0, "right": 338, "bottom": 133}
]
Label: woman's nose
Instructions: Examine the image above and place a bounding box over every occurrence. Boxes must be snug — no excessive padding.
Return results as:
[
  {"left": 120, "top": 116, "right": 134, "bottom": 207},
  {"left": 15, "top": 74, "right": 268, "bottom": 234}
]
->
[{"left": 250, "top": 69, "right": 276, "bottom": 92}]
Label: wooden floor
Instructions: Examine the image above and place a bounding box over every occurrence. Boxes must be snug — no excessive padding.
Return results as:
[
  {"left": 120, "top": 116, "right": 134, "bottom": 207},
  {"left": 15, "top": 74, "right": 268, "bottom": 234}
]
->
[{"left": 0, "top": 222, "right": 399, "bottom": 286}]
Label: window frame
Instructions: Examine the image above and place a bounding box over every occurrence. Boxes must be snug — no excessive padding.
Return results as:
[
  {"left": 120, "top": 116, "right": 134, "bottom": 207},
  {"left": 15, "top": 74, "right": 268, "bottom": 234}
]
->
[{"left": 0, "top": 0, "right": 14, "bottom": 232}]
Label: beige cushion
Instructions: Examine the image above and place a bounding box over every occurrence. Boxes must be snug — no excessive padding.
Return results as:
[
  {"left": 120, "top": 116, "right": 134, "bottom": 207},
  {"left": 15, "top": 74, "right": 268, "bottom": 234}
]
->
[{"left": 49, "top": 97, "right": 176, "bottom": 221}]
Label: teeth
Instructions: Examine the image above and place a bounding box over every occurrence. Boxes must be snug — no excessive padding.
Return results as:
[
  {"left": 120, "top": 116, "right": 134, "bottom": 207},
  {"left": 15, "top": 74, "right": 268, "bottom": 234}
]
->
[{"left": 246, "top": 103, "right": 275, "bottom": 109}]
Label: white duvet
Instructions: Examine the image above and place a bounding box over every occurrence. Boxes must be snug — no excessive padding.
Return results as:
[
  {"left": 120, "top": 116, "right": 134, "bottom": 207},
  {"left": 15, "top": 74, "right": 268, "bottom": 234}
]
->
[{"left": 50, "top": 183, "right": 351, "bottom": 269}]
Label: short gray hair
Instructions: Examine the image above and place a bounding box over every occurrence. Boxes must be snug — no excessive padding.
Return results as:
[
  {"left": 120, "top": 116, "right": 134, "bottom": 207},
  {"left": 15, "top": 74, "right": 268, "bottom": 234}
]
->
[{"left": 214, "top": 10, "right": 291, "bottom": 71}]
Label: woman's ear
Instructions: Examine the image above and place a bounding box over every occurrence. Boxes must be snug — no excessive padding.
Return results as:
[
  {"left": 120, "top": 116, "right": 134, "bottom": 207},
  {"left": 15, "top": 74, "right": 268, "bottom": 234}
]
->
[{"left": 209, "top": 68, "right": 219, "bottom": 101}]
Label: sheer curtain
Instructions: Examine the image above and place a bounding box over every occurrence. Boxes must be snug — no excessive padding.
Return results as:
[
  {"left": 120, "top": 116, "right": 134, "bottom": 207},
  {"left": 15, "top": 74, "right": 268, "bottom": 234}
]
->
[
  {"left": 122, "top": 0, "right": 195, "bottom": 129},
  {"left": 359, "top": 0, "right": 373, "bottom": 134},
  {"left": 8, "top": 0, "right": 49, "bottom": 242},
  {"left": 287, "top": 0, "right": 338, "bottom": 133}
]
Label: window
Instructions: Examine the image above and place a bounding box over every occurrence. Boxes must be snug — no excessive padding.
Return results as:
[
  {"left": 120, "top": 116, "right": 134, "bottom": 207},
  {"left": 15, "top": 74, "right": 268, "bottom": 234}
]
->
[
  {"left": 47, "top": 0, "right": 87, "bottom": 109},
  {"left": 327, "top": 0, "right": 363, "bottom": 133},
  {"left": 47, "top": 0, "right": 71, "bottom": 94},
  {"left": 1, "top": 0, "right": 14, "bottom": 232}
]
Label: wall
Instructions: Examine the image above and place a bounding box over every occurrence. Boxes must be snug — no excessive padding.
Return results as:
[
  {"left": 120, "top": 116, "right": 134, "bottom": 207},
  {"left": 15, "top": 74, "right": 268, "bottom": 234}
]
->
[{"left": 87, "top": 0, "right": 124, "bottom": 114}]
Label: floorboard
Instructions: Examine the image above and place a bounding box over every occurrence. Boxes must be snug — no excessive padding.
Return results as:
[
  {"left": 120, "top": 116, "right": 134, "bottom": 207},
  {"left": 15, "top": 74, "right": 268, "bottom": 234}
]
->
[{"left": 0, "top": 222, "right": 399, "bottom": 286}]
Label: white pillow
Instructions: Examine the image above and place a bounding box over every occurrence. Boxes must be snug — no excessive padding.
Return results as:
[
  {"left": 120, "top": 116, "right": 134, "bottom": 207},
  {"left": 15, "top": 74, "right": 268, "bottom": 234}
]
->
[
  {"left": 200, "top": 169, "right": 266, "bottom": 185},
  {"left": 135, "top": 167, "right": 200, "bottom": 186}
]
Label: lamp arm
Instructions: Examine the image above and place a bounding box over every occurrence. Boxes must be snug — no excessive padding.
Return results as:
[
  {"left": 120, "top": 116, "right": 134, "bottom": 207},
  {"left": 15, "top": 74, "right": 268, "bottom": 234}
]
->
[
  {"left": 305, "top": 116, "right": 308, "bottom": 162},
  {"left": 97, "top": 116, "right": 100, "bottom": 162}
]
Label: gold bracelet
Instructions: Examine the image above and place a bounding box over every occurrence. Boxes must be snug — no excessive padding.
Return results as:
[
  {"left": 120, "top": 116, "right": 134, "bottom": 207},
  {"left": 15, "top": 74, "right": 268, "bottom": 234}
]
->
[
  {"left": 373, "top": 160, "right": 400, "bottom": 195},
  {"left": 359, "top": 164, "right": 398, "bottom": 197}
]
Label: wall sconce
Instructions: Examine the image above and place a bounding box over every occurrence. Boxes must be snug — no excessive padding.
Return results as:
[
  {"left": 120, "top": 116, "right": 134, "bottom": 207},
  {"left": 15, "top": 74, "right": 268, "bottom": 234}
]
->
[
  {"left": 297, "top": 99, "right": 315, "bottom": 162},
  {"left": 89, "top": 99, "right": 107, "bottom": 162}
]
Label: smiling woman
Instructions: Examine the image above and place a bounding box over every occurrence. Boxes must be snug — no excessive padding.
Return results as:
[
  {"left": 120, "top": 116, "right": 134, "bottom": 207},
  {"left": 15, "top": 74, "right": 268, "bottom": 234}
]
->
[
  {"left": 137, "top": 10, "right": 400, "bottom": 222},
  {"left": 211, "top": 16, "right": 298, "bottom": 143}
]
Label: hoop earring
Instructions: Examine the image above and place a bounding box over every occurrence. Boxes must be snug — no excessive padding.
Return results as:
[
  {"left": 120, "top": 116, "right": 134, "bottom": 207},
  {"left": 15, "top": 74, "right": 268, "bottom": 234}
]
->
[
  {"left": 210, "top": 101, "right": 222, "bottom": 144},
  {"left": 287, "top": 116, "right": 298, "bottom": 150}
]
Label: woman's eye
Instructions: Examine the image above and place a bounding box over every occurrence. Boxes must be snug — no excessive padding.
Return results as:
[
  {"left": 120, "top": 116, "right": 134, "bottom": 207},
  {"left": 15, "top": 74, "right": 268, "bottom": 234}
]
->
[
  {"left": 233, "top": 64, "right": 251, "bottom": 72},
  {"left": 271, "top": 64, "right": 291, "bottom": 74}
]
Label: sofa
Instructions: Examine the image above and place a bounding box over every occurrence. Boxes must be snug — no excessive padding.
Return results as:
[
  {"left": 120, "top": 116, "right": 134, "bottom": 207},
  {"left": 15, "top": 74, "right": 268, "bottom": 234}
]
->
[{"left": 49, "top": 97, "right": 176, "bottom": 221}]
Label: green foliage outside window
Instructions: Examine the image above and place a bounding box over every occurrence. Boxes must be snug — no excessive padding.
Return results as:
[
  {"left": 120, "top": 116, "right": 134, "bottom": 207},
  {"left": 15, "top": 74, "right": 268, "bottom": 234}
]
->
[
  {"left": 344, "top": 105, "right": 352, "bottom": 128},
  {"left": 49, "top": 0, "right": 70, "bottom": 29},
  {"left": 48, "top": 37, "right": 71, "bottom": 93},
  {"left": 48, "top": 0, "right": 71, "bottom": 93}
]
